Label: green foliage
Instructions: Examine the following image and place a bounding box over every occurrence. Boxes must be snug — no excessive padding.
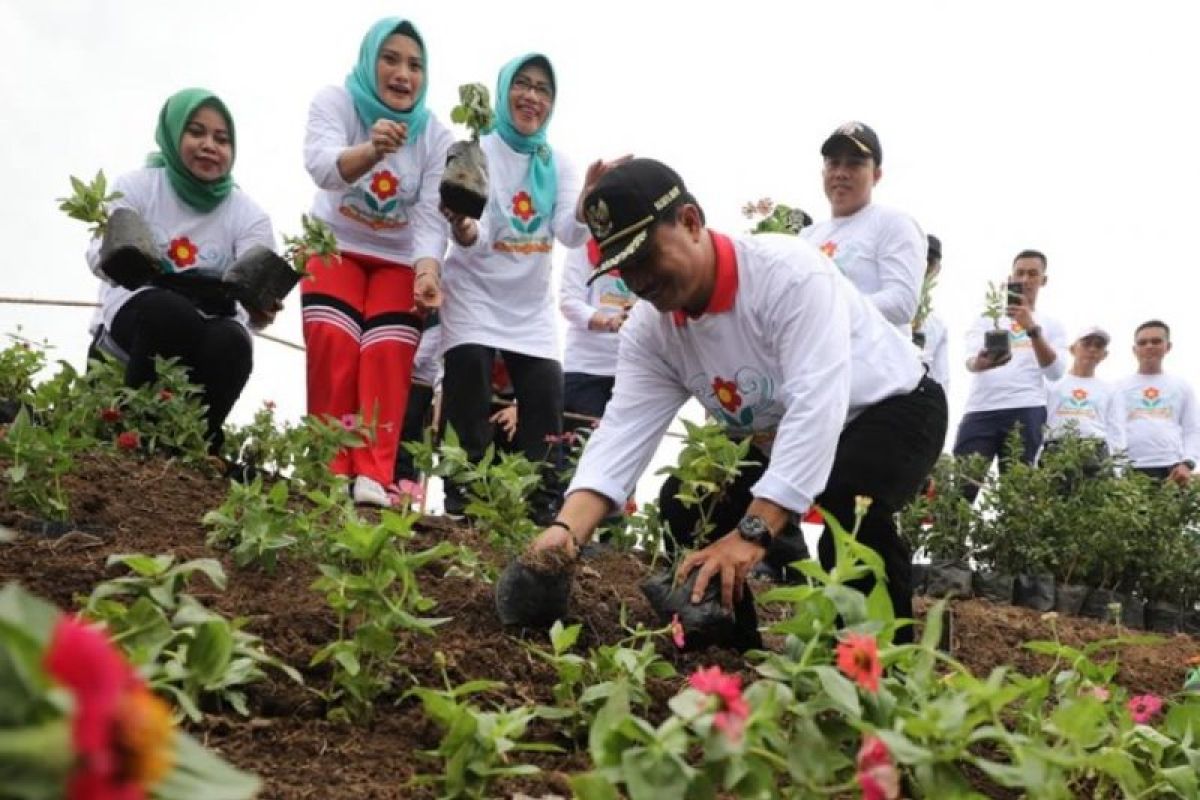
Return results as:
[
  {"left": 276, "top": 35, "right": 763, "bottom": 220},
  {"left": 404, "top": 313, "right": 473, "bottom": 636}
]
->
[
  {"left": 310, "top": 509, "right": 456, "bottom": 722},
  {"left": 56, "top": 170, "right": 122, "bottom": 237},
  {"left": 0, "top": 334, "right": 48, "bottom": 409},
  {"left": 281, "top": 214, "right": 338, "bottom": 275},
  {"left": 657, "top": 420, "right": 756, "bottom": 545},
  {"left": 83, "top": 554, "right": 301, "bottom": 723},
  {"left": 913, "top": 271, "right": 937, "bottom": 331},
  {"left": 897, "top": 452, "right": 988, "bottom": 562},
  {"left": 0, "top": 408, "right": 74, "bottom": 522},
  {"left": 222, "top": 402, "right": 362, "bottom": 489},
  {"left": 448, "top": 83, "right": 494, "bottom": 140},
  {"left": 742, "top": 197, "right": 812, "bottom": 235},
  {"left": 983, "top": 280, "right": 1006, "bottom": 328}
]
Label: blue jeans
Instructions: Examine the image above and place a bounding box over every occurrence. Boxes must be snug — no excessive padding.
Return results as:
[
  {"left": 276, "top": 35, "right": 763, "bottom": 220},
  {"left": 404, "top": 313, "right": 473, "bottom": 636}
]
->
[{"left": 953, "top": 406, "right": 1047, "bottom": 500}]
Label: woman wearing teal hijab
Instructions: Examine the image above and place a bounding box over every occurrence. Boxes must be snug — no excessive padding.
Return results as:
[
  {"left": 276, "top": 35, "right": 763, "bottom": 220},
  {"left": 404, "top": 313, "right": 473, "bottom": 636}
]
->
[
  {"left": 437, "top": 53, "right": 627, "bottom": 524},
  {"left": 301, "top": 17, "right": 454, "bottom": 507},
  {"left": 87, "top": 88, "right": 278, "bottom": 453}
]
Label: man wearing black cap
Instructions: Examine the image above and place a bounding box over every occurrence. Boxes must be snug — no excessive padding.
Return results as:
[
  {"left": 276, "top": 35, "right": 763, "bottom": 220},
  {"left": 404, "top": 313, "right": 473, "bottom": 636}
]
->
[
  {"left": 527, "top": 158, "right": 947, "bottom": 641},
  {"left": 801, "top": 122, "right": 927, "bottom": 337},
  {"left": 914, "top": 234, "right": 949, "bottom": 390}
]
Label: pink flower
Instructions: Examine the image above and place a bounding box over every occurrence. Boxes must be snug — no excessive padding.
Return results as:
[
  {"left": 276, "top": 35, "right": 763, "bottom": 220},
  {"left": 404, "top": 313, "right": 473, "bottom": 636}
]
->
[
  {"left": 857, "top": 736, "right": 900, "bottom": 800},
  {"left": 1086, "top": 685, "right": 1111, "bottom": 702},
  {"left": 263, "top": 400, "right": 276, "bottom": 410},
  {"left": 1127, "top": 694, "right": 1164, "bottom": 724},
  {"left": 837, "top": 633, "right": 883, "bottom": 694},
  {"left": 393, "top": 479, "right": 425, "bottom": 504},
  {"left": 116, "top": 431, "right": 140, "bottom": 451},
  {"left": 688, "top": 666, "right": 749, "bottom": 742},
  {"left": 340, "top": 414, "right": 357, "bottom": 431},
  {"left": 670, "top": 614, "right": 686, "bottom": 649}
]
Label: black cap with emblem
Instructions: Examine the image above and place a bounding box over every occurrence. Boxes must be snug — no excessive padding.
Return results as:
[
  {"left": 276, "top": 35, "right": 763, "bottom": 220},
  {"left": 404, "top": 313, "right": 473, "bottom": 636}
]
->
[
  {"left": 820, "top": 121, "right": 882, "bottom": 165},
  {"left": 583, "top": 158, "right": 691, "bottom": 284}
]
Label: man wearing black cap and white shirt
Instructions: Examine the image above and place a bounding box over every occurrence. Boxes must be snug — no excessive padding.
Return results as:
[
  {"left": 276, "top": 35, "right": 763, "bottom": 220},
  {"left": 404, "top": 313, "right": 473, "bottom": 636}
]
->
[
  {"left": 914, "top": 234, "right": 949, "bottom": 391},
  {"left": 800, "top": 122, "right": 926, "bottom": 337},
  {"left": 526, "top": 158, "right": 947, "bottom": 641}
]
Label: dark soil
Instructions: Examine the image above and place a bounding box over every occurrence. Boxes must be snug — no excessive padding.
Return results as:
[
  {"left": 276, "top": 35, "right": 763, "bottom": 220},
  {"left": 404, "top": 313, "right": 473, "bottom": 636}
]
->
[{"left": 2, "top": 451, "right": 1198, "bottom": 799}]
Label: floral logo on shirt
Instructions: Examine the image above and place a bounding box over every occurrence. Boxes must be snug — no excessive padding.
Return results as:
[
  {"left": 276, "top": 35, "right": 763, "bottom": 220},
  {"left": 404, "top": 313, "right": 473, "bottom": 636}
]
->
[
  {"left": 167, "top": 236, "right": 198, "bottom": 269},
  {"left": 819, "top": 241, "right": 837, "bottom": 258},
  {"left": 1072, "top": 388, "right": 1088, "bottom": 402},
  {"left": 370, "top": 170, "right": 399, "bottom": 201},
  {"left": 712, "top": 377, "right": 742, "bottom": 413},
  {"left": 507, "top": 190, "right": 544, "bottom": 236},
  {"left": 1142, "top": 386, "right": 1162, "bottom": 407}
]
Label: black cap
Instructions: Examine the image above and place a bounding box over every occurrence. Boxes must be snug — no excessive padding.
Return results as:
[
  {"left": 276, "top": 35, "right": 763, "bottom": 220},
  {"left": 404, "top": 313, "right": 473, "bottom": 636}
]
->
[
  {"left": 583, "top": 158, "right": 690, "bottom": 283},
  {"left": 927, "top": 234, "right": 942, "bottom": 261},
  {"left": 820, "top": 121, "right": 882, "bottom": 165}
]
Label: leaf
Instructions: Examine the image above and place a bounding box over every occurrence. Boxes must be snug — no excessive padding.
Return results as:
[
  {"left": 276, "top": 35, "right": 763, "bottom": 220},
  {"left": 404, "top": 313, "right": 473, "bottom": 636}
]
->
[
  {"left": 363, "top": 193, "right": 381, "bottom": 213},
  {"left": 569, "top": 772, "right": 621, "bottom": 800},
  {"left": 525, "top": 216, "right": 542, "bottom": 234},
  {"left": 812, "top": 666, "right": 861, "bottom": 717},
  {"left": 152, "top": 730, "right": 261, "bottom": 800},
  {"left": 187, "top": 620, "right": 235, "bottom": 686}
]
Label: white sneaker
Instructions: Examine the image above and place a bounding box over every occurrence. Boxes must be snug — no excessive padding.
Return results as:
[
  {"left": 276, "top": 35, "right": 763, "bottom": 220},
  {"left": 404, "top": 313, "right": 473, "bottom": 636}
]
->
[{"left": 353, "top": 476, "right": 391, "bottom": 507}]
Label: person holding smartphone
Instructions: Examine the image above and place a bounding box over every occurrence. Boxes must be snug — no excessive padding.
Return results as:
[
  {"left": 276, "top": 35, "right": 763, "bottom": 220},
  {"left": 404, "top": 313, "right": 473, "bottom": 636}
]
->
[{"left": 952, "top": 249, "right": 1066, "bottom": 499}]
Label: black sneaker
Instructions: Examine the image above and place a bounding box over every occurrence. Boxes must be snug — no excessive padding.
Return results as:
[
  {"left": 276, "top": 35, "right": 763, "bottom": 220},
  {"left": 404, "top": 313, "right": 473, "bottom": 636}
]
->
[{"left": 443, "top": 481, "right": 467, "bottom": 520}]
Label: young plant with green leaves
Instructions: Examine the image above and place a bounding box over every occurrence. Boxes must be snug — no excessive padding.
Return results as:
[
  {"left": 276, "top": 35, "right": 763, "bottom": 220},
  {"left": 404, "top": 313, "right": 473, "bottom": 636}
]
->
[
  {"left": 310, "top": 509, "right": 457, "bottom": 722},
  {"left": 983, "top": 280, "right": 1007, "bottom": 330},
  {"left": 222, "top": 401, "right": 362, "bottom": 490},
  {"left": 0, "top": 333, "right": 48, "bottom": 415},
  {"left": 84, "top": 554, "right": 301, "bottom": 722},
  {"left": 449, "top": 83, "right": 495, "bottom": 140},
  {"left": 56, "top": 170, "right": 122, "bottom": 237},
  {"left": 657, "top": 419, "right": 757, "bottom": 546},
  {"left": 0, "top": 407, "right": 75, "bottom": 522},
  {"left": 281, "top": 213, "right": 339, "bottom": 276},
  {"left": 742, "top": 196, "right": 812, "bottom": 235}
]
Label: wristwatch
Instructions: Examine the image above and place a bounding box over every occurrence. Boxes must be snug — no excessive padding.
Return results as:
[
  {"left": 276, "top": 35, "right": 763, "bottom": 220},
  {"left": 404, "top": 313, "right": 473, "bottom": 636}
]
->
[
  {"left": 736, "top": 515, "right": 773, "bottom": 548},
  {"left": 1181, "top": 460, "right": 1196, "bottom": 471}
]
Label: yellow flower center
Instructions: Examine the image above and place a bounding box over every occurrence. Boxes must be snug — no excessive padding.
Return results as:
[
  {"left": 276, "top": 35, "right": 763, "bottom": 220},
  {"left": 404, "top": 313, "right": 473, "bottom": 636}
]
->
[{"left": 114, "top": 687, "right": 174, "bottom": 786}]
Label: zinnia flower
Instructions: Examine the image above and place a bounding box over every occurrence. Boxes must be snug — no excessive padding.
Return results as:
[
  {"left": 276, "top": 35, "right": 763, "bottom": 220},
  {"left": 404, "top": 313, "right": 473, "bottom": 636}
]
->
[
  {"left": 688, "top": 666, "right": 749, "bottom": 742},
  {"left": 670, "top": 614, "right": 686, "bottom": 649},
  {"left": 857, "top": 735, "right": 900, "bottom": 800},
  {"left": 116, "top": 431, "right": 139, "bottom": 451},
  {"left": 1086, "top": 685, "right": 1111, "bottom": 702},
  {"left": 44, "top": 616, "right": 175, "bottom": 799},
  {"left": 836, "top": 633, "right": 883, "bottom": 693},
  {"left": 99, "top": 407, "right": 122, "bottom": 424},
  {"left": 1127, "top": 694, "right": 1164, "bottom": 724}
]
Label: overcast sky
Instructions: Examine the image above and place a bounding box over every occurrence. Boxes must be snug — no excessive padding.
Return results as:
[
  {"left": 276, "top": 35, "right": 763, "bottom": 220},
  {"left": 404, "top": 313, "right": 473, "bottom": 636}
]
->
[{"left": 3, "top": 0, "right": 1198, "bottom": 507}]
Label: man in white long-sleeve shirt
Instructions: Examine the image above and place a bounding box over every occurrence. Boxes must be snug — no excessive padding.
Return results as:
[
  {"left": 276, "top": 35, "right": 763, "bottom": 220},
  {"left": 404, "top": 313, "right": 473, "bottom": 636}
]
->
[
  {"left": 527, "top": 159, "right": 947, "bottom": 642},
  {"left": 953, "top": 249, "right": 1065, "bottom": 499},
  {"left": 800, "top": 121, "right": 926, "bottom": 337},
  {"left": 1118, "top": 320, "right": 1199, "bottom": 487},
  {"left": 1043, "top": 325, "right": 1126, "bottom": 459}
]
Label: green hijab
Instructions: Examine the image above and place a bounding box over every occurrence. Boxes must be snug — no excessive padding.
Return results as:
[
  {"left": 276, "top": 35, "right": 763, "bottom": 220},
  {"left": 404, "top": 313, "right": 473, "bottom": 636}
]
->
[
  {"left": 493, "top": 54, "right": 557, "bottom": 219},
  {"left": 146, "top": 88, "right": 235, "bottom": 213},
  {"left": 345, "top": 18, "right": 430, "bottom": 141}
]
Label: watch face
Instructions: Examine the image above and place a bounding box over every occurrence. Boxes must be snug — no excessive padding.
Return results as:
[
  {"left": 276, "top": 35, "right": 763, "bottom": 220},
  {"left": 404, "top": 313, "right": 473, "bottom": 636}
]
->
[{"left": 737, "top": 515, "right": 771, "bottom": 546}]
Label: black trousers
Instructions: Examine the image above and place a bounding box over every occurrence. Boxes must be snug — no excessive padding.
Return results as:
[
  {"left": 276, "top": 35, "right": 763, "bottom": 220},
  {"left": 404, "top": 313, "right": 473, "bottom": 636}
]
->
[
  {"left": 441, "top": 344, "right": 564, "bottom": 512},
  {"left": 394, "top": 381, "right": 435, "bottom": 484},
  {"left": 109, "top": 288, "right": 252, "bottom": 451},
  {"left": 563, "top": 372, "right": 616, "bottom": 421}
]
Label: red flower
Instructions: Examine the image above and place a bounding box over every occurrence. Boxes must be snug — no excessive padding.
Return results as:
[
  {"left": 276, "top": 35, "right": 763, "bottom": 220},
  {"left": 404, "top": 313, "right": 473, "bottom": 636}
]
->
[
  {"left": 688, "top": 666, "right": 749, "bottom": 741},
  {"left": 836, "top": 632, "right": 883, "bottom": 693},
  {"left": 511, "top": 191, "right": 536, "bottom": 222},
  {"left": 857, "top": 735, "right": 900, "bottom": 800},
  {"left": 370, "top": 170, "right": 399, "bottom": 200},
  {"left": 167, "top": 237, "right": 198, "bottom": 269},
  {"left": 99, "top": 407, "right": 122, "bottom": 424},
  {"left": 1127, "top": 693, "right": 1164, "bottom": 724},
  {"left": 820, "top": 241, "right": 837, "bottom": 258},
  {"left": 712, "top": 377, "right": 742, "bottom": 413},
  {"left": 45, "top": 616, "right": 174, "bottom": 799},
  {"left": 1144, "top": 386, "right": 1160, "bottom": 401},
  {"left": 157, "top": 390, "right": 173, "bottom": 402},
  {"left": 1072, "top": 388, "right": 1088, "bottom": 401},
  {"left": 670, "top": 614, "right": 686, "bottom": 649},
  {"left": 116, "top": 431, "right": 140, "bottom": 451}
]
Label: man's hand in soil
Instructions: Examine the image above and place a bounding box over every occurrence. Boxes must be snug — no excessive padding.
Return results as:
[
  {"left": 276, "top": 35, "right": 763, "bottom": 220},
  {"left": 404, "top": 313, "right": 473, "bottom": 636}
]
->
[
  {"left": 528, "top": 524, "right": 577, "bottom": 560},
  {"left": 677, "top": 533, "right": 766, "bottom": 612}
]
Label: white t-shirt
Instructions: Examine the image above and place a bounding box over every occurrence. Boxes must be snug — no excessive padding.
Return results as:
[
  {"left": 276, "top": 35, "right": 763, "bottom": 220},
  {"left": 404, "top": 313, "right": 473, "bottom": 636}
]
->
[
  {"left": 962, "top": 313, "right": 1067, "bottom": 414},
  {"left": 1045, "top": 374, "right": 1126, "bottom": 453},
  {"left": 569, "top": 231, "right": 925, "bottom": 514},
  {"left": 303, "top": 86, "right": 453, "bottom": 265},
  {"left": 800, "top": 203, "right": 926, "bottom": 334},
  {"left": 559, "top": 243, "right": 635, "bottom": 376},
  {"left": 1117, "top": 372, "right": 1200, "bottom": 468},
  {"left": 440, "top": 132, "right": 589, "bottom": 360},
  {"left": 917, "top": 313, "right": 950, "bottom": 392},
  {"left": 87, "top": 167, "right": 275, "bottom": 335}
]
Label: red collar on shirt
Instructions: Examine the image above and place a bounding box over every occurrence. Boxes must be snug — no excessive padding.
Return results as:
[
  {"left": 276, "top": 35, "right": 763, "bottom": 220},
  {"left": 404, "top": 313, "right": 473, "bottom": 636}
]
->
[{"left": 672, "top": 231, "right": 739, "bottom": 327}]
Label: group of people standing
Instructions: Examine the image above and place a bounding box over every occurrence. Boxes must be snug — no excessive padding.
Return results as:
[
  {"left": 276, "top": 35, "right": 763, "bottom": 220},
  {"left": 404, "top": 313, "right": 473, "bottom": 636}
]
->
[{"left": 82, "top": 16, "right": 1192, "bottom": 643}]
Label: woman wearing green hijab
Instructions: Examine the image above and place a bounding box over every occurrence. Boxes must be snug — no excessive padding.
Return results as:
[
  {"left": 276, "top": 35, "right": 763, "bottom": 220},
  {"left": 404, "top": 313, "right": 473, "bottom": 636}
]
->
[
  {"left": 87, "top": 88, "right": 277, "bottom": 452},
  {"left": 301, "top": 17, "right": 454, "bottom": 507},
  {"left": 437, "top": 52, "right": 626, "bottom": 524}
]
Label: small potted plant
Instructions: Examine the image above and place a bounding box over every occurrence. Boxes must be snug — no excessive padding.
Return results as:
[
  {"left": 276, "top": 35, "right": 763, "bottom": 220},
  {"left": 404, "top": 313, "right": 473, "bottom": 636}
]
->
[
  {"left": 440, "top": 83, "right": 494, "bottom": 220},
  {"left": 224, "top": 214, "right": 339, "bottom": 312},
  {"left": 911, "top": 273, "right": 937, "bottom": 348},
  {"left": 981, "top": 280, "right": 1011, "bottom": 361},
  {"left": 59, "top": 171, "right": 158, "bottom": 290},
  {"left": 742, "top": 197, "right": 813, "bottom": 235}
]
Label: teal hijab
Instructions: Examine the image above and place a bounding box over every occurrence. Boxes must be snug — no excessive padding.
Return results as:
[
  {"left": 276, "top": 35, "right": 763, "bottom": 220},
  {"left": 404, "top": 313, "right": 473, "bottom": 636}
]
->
[
  {"left": 493, "top": 53, "right": 557, "bottom": 219},
  {"left": 345, "top": 17, "right": 430, "bottom": 141},
  {"left": 146, "top": 88, "right": 235, "bottom": 213}
]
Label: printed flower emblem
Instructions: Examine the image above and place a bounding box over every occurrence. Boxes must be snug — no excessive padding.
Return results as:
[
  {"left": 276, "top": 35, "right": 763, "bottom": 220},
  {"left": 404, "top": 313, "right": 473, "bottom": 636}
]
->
[
  {"left": 1127, "top": 693, "right": 1164, "bottom": 724},
  {"left": 511, "top": 191, "right": 536, "bottom": 222},
  {"left": 167, "top": 237, "right": 198, "bottom": 269},
  {"left": 688, "top": 666, "right": 750, "bottom": 742},
  {"left": 370, "top": 170, "right": 399, "bottom": 200},
  {"left": 1011, "top": 322, "right": 1025, "bottom": 334},
  {"left": 820, "top": 241, "right": 837, "bottom": 258},
  {"left": 1144, "top": 387, "right": 1160, "bottom": 401},
  {"left": 45, "top": 615, "right": 175, "bottom": 798},
  {"left": 836, "top": 632, "right": 883, "bottom": 693},
  {"left": 856, "top": 736, "right": 901, "bottom": 800},
  {"left": 1072, "top": 388, "right": 1089, "bottom": 402},
  {"left": 712, "top": 377, "right": 743, "bottom": 413}
]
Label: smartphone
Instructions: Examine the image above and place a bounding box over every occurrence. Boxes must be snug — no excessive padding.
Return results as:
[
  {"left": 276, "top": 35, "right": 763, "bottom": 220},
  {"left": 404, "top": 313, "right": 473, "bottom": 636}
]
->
[{"left": 1006, "top": 280, "right": 1024, "bottom": 305}]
